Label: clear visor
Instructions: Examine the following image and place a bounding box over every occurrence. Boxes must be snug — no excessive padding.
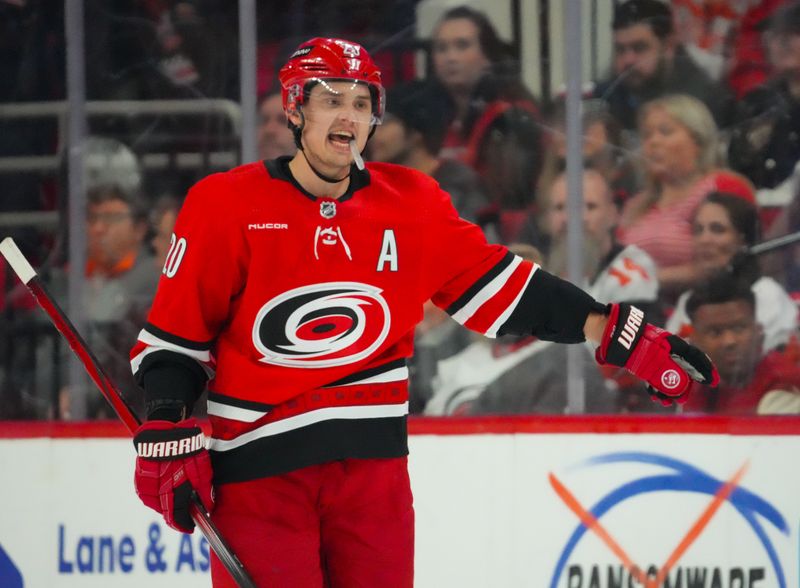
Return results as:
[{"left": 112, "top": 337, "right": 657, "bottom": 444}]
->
[{"left": 299, "top": 78, "right": 383, "bottom": 127}]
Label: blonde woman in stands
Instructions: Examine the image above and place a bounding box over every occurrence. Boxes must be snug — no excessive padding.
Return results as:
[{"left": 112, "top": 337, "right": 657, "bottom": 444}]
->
[{"left": 618, "top": 94, "right": 732, "bottom": 299}]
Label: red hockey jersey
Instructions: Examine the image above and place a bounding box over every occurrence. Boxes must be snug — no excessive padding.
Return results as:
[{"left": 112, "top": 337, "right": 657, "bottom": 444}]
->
[{"left": 131, "top": 158, "right": 543, "bottom": 482}]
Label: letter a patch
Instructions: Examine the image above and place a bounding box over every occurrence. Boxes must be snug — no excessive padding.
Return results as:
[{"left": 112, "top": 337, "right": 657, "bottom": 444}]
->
[{"left": 377, "top": 229, "right": 398, "bottom": 272}]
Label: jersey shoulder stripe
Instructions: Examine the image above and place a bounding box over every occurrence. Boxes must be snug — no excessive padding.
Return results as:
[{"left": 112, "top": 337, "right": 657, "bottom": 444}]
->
[
  {"left": 131, "top": 325, "right": 215, "bottom": 380},
  {"left": 144, "top": 322, "right": 214, "bottom": 350}
]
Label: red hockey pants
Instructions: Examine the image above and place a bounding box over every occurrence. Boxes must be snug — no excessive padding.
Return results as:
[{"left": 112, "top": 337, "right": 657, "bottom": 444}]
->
[{"left": 210, "top": 456, "right": 415, "bottom": 587}]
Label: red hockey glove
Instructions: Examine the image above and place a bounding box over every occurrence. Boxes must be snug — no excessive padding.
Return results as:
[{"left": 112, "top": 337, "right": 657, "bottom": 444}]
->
[
  {"left": 595, "top": 303, "right": 719, "bottom": 405},
  {"left": 133, "top": 418, "right": 214, "bottom": 533}
]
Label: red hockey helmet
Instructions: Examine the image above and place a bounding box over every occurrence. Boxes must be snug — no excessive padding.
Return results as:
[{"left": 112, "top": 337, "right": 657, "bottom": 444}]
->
[{"left": 279, "top": 37, "right": 385, "bottom": 125}]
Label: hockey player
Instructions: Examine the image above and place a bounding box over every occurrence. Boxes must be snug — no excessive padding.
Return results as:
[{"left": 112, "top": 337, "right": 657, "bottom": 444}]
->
[{"left": 129, "top": 38, "right": 719, "bottom": 586}]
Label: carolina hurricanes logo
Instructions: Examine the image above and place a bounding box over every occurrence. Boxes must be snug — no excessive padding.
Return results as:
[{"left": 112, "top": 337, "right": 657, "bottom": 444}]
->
[{"left": 252, "top": 282, "right": 391, "bottom": 368}]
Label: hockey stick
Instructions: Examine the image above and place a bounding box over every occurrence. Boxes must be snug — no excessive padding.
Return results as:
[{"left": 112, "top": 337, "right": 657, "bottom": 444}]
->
[{"left": 0, "top": 237, "right": 256, "bottom": 588}]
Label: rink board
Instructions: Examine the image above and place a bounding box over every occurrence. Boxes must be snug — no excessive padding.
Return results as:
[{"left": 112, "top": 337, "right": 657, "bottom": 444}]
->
[{"left": 0, "top": 416, "right": 798, "bottom": 587}]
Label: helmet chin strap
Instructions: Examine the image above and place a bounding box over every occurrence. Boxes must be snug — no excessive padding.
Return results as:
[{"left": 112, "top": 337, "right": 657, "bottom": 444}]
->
[
  {"left": 301, "top": 148, "right": 351, "bottom": 184},
  {"left": 290, "top": 109, "right": 351, "bottom": 184}
]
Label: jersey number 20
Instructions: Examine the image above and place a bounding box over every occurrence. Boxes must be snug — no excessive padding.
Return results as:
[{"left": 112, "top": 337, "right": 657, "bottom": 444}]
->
[{"left": 163, "top": 234, "right": 187, "bottom": 278}]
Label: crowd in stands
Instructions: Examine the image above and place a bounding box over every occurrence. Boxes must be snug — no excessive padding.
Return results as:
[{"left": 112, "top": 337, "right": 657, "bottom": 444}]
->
[{"left": 2, "top": 0, "right": 800, "bottom": 420}]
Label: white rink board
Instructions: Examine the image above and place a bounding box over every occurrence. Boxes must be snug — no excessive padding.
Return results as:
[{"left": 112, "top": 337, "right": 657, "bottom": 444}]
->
[{"left": 0, "top": 431, "right": 798, "bottom": 587}]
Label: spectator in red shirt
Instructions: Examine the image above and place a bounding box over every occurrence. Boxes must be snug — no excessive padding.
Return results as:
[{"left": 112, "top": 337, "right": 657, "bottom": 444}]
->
[
  {"left": 683, "top": 272, "right": 800, "bottom": 415},
  {"left": 726, "top": 0, "right": 786, "bottom": 99}
]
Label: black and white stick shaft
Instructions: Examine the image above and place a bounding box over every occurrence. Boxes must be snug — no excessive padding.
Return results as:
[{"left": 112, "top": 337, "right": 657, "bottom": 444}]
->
[{"left": 0, "top": 237, "right": 256, "bottom": 588}]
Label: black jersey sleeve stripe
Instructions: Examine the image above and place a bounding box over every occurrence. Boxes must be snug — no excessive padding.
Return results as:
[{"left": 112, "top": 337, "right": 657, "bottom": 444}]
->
[
  {"left": 144, "top": 322, "right": 214, "bottom": 351},
  {"left": 497, "top": 268, "right": 607, "bottom": 343},
  {"left": 445, "top": 250, "right": 515, "bottom": 316},
  {"left": 207, "top": 391, "right": 275, "bottom": 412},
  {"left": 323, "top": 358, "right": 407, "bottom": 387}
]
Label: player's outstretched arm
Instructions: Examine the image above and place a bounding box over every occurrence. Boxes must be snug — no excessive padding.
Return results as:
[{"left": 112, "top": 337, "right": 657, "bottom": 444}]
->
[
  {"left": 431, "top": 242, "right": 718, "bottom": 405},
  {"left": 589, "top": 303, "right": 720, "bottom": 405}
]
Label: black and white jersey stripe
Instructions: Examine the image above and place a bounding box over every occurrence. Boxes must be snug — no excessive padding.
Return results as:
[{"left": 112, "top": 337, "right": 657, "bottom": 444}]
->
[
  {"left": 323, "top": 358, "right": 408, "bottom": 387},
  {"left": 209, "top": 401, "right": 409, "bottom": 453},
  {"left": 444, "top": 252, "right": 538, "bottom": 337},
  {"left": 205, "top": 359, "right": 409, "bottom": 423},
  {"left": 206, "top": 392, "right": 274, "bottom": 423}
]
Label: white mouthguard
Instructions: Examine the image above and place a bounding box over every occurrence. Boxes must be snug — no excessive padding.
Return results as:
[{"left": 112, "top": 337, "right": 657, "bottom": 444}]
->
[{"left": 350, "top": 140, "right": 365, "bottom": 171}]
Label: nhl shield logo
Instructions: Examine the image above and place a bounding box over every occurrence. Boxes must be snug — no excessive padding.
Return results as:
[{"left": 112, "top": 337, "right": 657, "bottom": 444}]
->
[{"left": 320, "top": 201, "right": 337, "bottom": 219}]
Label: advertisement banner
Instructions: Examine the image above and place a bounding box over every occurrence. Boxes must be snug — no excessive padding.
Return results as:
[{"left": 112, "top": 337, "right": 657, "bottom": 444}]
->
[
  {"left": 0, "top": 438, "right": 211, "bottom": 587},
  {"left": 1, "top": 419, "right": 798, "bottom": 587},
  {"left": 410, "top": 432, "right": 799, "bottom": 588}
]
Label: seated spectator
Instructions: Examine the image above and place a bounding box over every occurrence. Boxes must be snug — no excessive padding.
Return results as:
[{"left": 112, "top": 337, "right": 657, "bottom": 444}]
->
[
  {"left": 424, "top": 5, "right": 544, "bottom": 217},
  {"left": 84, "top": 185, "right": 159, "bottom": 317},
  {"left": 592, "top": 0, "right": 734, "bottom": 135},
  {"left": 84, "top": 0, "right": 237, "bottom": 100},
  {"left": 667, "top": 192, "right": 798, "bottom": 352},
  {"left": 257, "top": 89, "right": 297, "bottom": 161},
  {"left": 728, "top": 1, "right": 800, "bottom": 198},
  {"left": 683, "top": 273, "right": 800, "bottom": 415},
  {"left": 544, "top": 169, "right": 659, "bottom": 309},
  {"left": 618, "top": 94, "right": 734, "bottom": 297},
  {"left": 370, "top": 82, "right": 490, "bottom": 223},
  {"left": 424, "top": 244, "right": 615, "bottom": 416},
  {"left": 539, "top": 100, "right": 640, "bottom": 206},
  {"left": 434, "top": 335, "right": 615, "bottom": 416},
  {"left": 541, "top": 169, "right": 665, "bottom": 413},
  {"left": 672, "top": 0, "right": 739, "bottom": 82},
  {"left": 726, "top": 0, "right": 786, "bottom": 99},
  {"left": 49, "top": 185, "right": 160, "bottom": 419}
]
